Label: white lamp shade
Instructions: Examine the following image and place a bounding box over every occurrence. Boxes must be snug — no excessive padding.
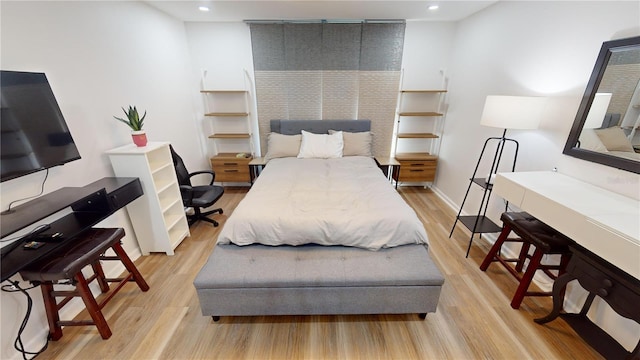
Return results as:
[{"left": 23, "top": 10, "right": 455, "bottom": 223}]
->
[
  {"left": 480, "top": 95, "right": 545, "bottom": 130},
  {"left": 583, "top": 93, "right": 612, "bottom": 129}
]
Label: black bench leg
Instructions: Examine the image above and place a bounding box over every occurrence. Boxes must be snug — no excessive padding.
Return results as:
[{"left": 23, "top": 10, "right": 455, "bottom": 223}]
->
[
  {"left": 212, "top": 316, "right": 220, "bottom": 322},
  {"left": 418, "top": 313, "right": 427, "bottom": 320}
]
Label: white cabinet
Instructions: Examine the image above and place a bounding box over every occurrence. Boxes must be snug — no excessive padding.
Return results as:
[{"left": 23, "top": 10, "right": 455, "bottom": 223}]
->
[{"left": 106, "top": 142, "right": 189, "bottom": 255}]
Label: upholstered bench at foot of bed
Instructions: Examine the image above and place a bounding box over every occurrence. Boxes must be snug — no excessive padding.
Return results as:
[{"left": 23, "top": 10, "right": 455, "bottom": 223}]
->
[{"left": 193, "top": 243, "right": 444, "bottom": 320}]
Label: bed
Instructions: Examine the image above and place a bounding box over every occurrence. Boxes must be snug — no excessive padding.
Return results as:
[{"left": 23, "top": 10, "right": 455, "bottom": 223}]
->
[
  {"left": 194, "top": 120, "right": 444, "bottom": 320},
  {"left": 579, "top": 127, "right": 640, "bottom": 160}
]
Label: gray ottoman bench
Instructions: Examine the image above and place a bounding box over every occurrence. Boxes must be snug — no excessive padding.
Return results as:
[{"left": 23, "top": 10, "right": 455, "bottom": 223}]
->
[{"left": 194, "top": 243, "right": 444, "bottom": 320}]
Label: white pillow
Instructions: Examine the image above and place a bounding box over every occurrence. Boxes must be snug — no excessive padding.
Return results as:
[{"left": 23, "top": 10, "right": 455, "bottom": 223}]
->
[
  {"left": 297, "top": 130, "right": 344, "bottom": 159},
  {"left": 264, "top": 133, "right": 302, "bottom": 160},
  {"left": 328, "top": 130, "right": 372, "bottom": 157},
  {"left": 578, "top": 129, "right": 608, "bottom": 152},
  {"left": 594, "top": 126, "right": 635, "bottom": 152}
]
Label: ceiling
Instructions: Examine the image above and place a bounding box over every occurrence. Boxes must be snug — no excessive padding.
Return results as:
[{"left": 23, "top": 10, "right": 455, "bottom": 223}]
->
[{"left": 145, "top": 0, "right": 498, "bottom": 22}]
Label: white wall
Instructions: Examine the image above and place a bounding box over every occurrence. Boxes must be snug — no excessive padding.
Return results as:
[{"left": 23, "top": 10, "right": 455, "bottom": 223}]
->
[
  {"left": 437, "top": 0, "right": 639, "bottom": 351},
  {"left": 0, "top": 2, "right": 200, "bottom": 359},
  {"left": 184, "top": 22, "right": 259, "bottom": 158},
  {"left": 438, "top": 1, "right": 640, "bottom": 206},
  {"left": 401, "top": 21, "right": 457, "bottom": 89}
]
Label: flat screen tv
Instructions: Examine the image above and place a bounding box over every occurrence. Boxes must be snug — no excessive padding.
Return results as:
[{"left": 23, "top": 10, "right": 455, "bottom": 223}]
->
[{"left": 1, "top": 70, "right": 81, "bottom": 182}]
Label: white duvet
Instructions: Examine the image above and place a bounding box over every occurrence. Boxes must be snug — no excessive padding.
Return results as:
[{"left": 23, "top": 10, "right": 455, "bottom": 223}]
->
[{"left": 217, "top": 157, "right": 429, "bottom": 250}]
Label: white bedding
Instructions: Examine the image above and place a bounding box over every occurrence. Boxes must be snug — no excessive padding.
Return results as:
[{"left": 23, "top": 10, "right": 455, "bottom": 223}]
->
[{"left": 217, "top": 157, "right": 429, "bottom": 250}]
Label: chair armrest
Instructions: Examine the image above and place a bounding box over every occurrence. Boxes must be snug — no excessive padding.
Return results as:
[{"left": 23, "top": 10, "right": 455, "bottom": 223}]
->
[{"left": 188, "top": 170, "right": 216, "bottom": 185}]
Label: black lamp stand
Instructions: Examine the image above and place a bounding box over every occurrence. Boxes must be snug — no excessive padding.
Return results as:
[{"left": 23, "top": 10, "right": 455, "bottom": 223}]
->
[{"left": 449, "top": 129, "right": 520, "bottom": 257}]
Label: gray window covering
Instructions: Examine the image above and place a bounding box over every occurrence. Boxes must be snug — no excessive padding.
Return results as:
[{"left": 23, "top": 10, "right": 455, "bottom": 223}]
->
[{"left": 250, "top": 21, "right": 405, "bottom": 157}]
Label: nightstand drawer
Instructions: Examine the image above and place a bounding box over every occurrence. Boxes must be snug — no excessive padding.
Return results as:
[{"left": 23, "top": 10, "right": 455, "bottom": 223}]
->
[
  {"left": 395, "top": 159, "right": 437, "bottom": 182},
  {"left": 215, "top": 168, "right": 250, "bottom": 182},
  {"left": 210, "top": 154, "right": 252, "bottom": 182},
  {"left": 210, "top": 159, "right": 251, "bottom": 168}
]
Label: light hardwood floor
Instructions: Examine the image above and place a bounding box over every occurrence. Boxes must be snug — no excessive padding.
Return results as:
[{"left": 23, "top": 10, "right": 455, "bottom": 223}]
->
[{"left": 37, "top": 186, "right": 602, "bottom": 359}]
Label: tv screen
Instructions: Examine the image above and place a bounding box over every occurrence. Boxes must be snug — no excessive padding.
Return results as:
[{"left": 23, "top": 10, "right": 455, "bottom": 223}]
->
[{"left": 1, "top": 70, "right": 81, "bottom": 182}]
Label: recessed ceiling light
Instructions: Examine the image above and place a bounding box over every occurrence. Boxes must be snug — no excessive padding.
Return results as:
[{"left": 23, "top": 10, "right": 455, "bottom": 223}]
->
[
  {"left": 428, "top": 5, "right": 439, "bottom": 11},
  {"left": 198, "top": 6, "right": 210, "bottom": 12}
]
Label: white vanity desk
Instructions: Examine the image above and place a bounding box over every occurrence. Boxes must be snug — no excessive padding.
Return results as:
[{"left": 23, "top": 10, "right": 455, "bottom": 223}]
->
[
  {"left": 494, "top": 171, "right": 639, "bottom": 279},
  {"left": 494, "top": 171, "right": 640, "bottom": 359}
]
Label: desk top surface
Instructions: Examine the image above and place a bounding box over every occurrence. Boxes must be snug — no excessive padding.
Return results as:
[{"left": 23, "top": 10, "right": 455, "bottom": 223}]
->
[
  {"left": 496, "top": 172, "right": 639, "bottom": 242},
  {"left": 1, "top": 177, "right": 138, "bottom": 238},
  {"left": 494, "top": 171, "right": 640, "bottom": 279}
]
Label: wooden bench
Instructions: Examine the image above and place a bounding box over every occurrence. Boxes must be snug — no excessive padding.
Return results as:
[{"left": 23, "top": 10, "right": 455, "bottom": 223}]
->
[
  {"left": 20, "top": 228, "right": 149, "bottom": 340},
  {"left": 480, "top": 212, "right": 573, "bottom": 309}
]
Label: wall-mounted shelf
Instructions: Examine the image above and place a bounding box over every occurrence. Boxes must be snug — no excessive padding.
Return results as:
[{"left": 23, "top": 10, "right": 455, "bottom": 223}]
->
[
  {"left": 0, "top": 177, "right": 143, "bottom": 282},
  {"left": 204, "top": 112, "right": 249, "bottom": 117},
  {"left": 201, "top": 89, "right": 254, "bottom": 176},
  {"left": 393, "top": 89, "right": 447, "bottom": 185},
  {"left": 398, "top": 111, "right": 443, "bottom": 117},
  {"left": 201, "top": 86, "right": 254, "bottom": 185},
  {"left": 208, "top": 133, "right": 251, "bottom": 139},
  {"left": 397, "top": 133, "right": 439, "bottom": 139}
]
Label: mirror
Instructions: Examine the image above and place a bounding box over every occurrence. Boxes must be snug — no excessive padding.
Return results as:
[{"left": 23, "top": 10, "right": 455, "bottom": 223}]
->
[{"left": 563, "top": 36, "right": 640, "bottom": 174}]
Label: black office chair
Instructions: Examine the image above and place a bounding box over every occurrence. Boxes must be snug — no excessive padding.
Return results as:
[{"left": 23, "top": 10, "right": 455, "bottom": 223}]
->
[{"left": 170, "top": 145, "right": 224, "bottom": 227}]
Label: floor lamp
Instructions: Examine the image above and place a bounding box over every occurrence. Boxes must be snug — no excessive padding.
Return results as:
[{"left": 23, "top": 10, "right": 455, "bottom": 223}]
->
[{"left": 450, "top": 95, "right": 545, "bottom": 257}]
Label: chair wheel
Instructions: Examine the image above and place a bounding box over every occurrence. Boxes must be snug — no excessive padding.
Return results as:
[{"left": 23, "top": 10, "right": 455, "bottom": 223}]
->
[{"left": 219, "top": 209, "right": 223, "bottom": 215}]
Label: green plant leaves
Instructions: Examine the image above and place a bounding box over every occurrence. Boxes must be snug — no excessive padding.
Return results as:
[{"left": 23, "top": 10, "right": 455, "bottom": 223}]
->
[{"left": 113, "top": 105, "right": 146, "bottom": 131}]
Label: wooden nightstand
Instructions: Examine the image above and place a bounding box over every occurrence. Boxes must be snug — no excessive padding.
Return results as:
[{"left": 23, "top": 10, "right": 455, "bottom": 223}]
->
[
  {"left": 374, "top": 157, "right": 400, "bottom": 180},
  {"left": 210, "top": 153, "right": 252, "bottom": 183},
  {"left": 393, "top": 152, "right": 438, "bottom": 184},
  {"left": 248, "top": 157, "right": 267, "bottom": 184}
]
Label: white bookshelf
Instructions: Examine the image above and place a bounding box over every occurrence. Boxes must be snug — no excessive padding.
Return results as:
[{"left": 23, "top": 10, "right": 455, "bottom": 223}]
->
[{"left": 106, "top": 142, "right": 189, "bottom": 255}]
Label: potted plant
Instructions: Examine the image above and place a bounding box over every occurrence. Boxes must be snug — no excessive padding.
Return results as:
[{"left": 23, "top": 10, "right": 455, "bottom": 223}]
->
[{"left": 114, "top": 105, "right": 147, "bottom": 147}]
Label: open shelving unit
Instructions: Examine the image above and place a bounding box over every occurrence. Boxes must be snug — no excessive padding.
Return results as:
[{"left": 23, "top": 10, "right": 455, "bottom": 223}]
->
[
  {"left": 106, "top": 142, "right": 190, "bottom": 255},
  {"left": 393, "top": 89, "right": 447, "bottom": 186},
  {"left": 201, "top": 89, "right": 254, "bottom": 184},
  {"left": 449, "top": 174, "right": 505, "bottom": 257}
]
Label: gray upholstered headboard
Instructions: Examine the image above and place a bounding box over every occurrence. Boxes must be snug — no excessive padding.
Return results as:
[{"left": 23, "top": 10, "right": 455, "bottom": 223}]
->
[{"left": 270, "top": 120, "right": 371, "bottom": 135}]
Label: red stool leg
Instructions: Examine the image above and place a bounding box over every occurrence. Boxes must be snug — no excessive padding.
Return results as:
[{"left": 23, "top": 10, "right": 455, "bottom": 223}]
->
[
  {"left": 511, "top": 248, "right": 544, "bottom": 309},
  {"left": 515, "top": 243, "right": 531, "bottom": 273},
  {"left": 111, "top": 242, "right": 149, "bottom": 292},
  {"left": 480, "top": 224, "right": 511, "bottom": 271},
  {"left": 40, "top": 282, "right": 63, "bottom": 341},
  {"left": 91, "top": 260, "right": 110, "bottom": 293},
  {"left": 74, "top": 272, "right": 112, "bottom": 339}
]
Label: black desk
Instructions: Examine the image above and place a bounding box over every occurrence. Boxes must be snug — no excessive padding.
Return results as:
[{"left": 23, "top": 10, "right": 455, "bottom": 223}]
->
[
  {"left": 1, "top": 177, "right": 143, "bottom": 282},
  {"left": 535, "top": 243, "right": 640, "bottom": 360}
]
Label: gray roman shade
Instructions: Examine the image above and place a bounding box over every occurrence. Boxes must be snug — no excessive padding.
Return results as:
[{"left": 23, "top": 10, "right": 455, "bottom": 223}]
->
[{"left": 249, "top": 21, "right": 405, "bottom": 157}]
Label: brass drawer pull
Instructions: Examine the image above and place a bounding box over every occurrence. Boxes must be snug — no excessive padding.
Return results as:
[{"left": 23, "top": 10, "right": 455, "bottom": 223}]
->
[
  {"left": 223, "top": 162, "right": 239, "bottom": 166},
  {"left": 409, "top": 169, "right": 424, "bottom": 172},
  {"left": 224, "top": 169, "right": 239, "bottom": 173}
]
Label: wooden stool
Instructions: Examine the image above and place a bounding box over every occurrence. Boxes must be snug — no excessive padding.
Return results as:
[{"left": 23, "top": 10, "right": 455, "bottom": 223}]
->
[
  {"left": 479, "top": 212, "right": 573, "bottom": 309},
  {"left": 20, "top": 228, "right": 149, "bottom": 340}
]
